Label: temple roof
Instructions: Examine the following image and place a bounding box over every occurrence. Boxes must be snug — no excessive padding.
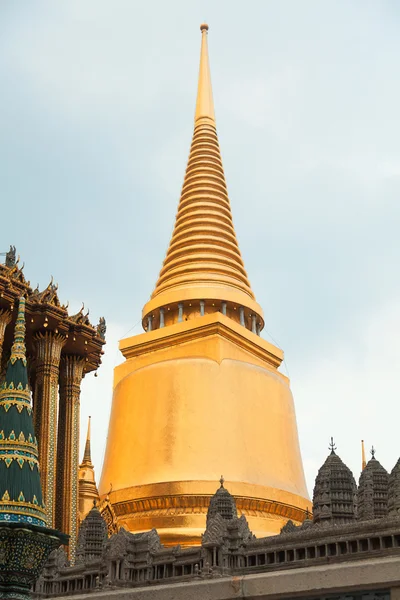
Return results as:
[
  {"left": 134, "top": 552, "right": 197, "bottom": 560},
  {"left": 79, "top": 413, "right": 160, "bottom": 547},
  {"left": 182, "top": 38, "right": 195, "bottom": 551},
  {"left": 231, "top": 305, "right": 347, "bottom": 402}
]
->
[
  {"left": 0, "top": 297, "right": 46, "bottom": 526},
  {"left": 142, "top": 25, "right": 263, "bottom": 325},
  {"left": 0, "top": 248, "right": 106, "bottom": 375}
]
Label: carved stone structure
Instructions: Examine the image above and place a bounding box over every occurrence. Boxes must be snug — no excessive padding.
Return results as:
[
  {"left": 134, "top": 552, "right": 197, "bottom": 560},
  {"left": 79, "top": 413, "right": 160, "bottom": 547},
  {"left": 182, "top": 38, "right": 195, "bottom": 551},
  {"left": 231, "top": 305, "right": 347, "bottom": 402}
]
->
[
  {"left": 0, "top": 251, "right": 105, "bottom": 557},
  {"left": 31, "top": 465, "right": 400, "bottom": 599},
  {"left": 75, "top": 503, "right": 107, "bottom": 564},
  {"left": 388, "top": 458, "right": 400, "bottom": 517},
  {"left": 206, "top": 477, "right": 238, "bottom": 523},
  {"left": 358, "top": 449, "right": 389, "bottom": 520},
  {"left": 312, "top": 439, "right": 357, "bottom": 525}
]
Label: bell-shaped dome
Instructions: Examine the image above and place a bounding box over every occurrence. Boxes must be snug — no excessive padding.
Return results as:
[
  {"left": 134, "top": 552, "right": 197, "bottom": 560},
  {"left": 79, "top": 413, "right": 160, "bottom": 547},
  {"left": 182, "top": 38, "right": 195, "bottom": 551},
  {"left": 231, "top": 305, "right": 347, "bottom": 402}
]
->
[
  {"left": 358, "top": 449, "right": 388, "bottom": 520},
  {"left": 388, "top": 457, "right": 400, "bottom": 517},
  {"left": 312, "top": 439, "right": 357, "bottom": 525},
  {"left": 207, "top": 477, "right": 238, "bottom": 523}
]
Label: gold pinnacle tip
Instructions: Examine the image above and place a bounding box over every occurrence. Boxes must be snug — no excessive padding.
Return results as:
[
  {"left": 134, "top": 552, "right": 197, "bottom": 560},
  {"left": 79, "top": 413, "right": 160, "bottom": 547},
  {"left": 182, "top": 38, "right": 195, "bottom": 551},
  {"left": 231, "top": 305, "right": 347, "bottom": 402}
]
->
[{"left": 200, "top": 23, "right": 209, "bottom": 32}]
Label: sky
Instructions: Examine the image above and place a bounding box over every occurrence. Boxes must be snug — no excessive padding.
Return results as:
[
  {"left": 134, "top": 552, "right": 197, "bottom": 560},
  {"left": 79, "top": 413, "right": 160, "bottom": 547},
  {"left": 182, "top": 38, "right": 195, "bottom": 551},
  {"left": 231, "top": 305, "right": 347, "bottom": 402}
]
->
[{"left": 1, "top": 1, "right": 400, "bottom": 496}]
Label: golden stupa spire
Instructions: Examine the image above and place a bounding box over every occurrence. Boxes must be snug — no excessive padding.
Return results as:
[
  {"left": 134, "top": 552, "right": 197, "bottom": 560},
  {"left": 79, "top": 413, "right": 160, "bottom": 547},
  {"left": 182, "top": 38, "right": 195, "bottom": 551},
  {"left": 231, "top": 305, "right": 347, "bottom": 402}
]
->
[
  {"left": 142, "top": 24, "right": 264, "bottom": 331},
  {"left": 100, "top": 26, "right": 309, "bottom": 546},
  {"left": 361, "top": 439, "right": 366, "bottom": 471}
]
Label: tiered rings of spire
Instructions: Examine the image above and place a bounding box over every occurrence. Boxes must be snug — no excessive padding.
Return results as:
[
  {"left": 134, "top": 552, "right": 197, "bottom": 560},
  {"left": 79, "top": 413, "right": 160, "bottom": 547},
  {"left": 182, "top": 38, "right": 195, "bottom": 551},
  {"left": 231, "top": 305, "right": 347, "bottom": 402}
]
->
[{"left": 142, "top": 24, "right": 264, "bottom": 335}]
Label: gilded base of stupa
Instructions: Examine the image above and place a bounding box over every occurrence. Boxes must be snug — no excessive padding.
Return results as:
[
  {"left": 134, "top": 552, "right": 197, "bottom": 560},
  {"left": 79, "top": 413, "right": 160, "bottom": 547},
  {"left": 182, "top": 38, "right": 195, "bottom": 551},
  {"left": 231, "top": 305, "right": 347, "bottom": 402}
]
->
[
  {"left": 102, "top": 479, "right": 309, "bottom": 546},
  {"left": 99, "top": 313, "right": 310, "bottom": 545}
]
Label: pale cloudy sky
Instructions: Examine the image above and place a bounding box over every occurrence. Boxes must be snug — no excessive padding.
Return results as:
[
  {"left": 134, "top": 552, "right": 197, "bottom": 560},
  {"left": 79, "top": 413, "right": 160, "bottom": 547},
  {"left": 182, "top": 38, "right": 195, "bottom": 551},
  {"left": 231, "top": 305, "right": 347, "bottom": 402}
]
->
[{"left": 1, "top": 1, "right": 400, "bottom": 496}]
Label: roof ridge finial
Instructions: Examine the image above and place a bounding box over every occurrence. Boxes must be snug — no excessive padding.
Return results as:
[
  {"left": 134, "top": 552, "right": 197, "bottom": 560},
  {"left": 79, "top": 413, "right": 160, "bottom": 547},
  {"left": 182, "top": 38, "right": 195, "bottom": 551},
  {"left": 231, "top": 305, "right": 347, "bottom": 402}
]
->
[
  {"left": 362, "top": 439, "right": 366, "bottom": 470},
  {"left": 219, "top": 474, "right": 224, "bottom": 488},
  {"left": 195, "top": 23, "right": 215, "bottom": 124},
  {"left": 371, "top": 445, "right": 376, "bottom": 459},
  {"left": 329, "top": 437, "right": 337, "bottom": 455}
]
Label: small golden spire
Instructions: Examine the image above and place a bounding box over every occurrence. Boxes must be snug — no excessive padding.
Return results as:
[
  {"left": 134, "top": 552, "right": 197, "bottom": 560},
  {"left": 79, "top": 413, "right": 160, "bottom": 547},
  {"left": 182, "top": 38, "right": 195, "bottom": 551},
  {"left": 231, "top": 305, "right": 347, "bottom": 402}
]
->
[
  {"left": 361, "top": 439, "right": 366, "bottom": 470},
  {"left": 82, "top": 416, "right": 92, "bottom": 464},
  {"left": 195, "top": 24, "right": 215, "bottom": 124}
]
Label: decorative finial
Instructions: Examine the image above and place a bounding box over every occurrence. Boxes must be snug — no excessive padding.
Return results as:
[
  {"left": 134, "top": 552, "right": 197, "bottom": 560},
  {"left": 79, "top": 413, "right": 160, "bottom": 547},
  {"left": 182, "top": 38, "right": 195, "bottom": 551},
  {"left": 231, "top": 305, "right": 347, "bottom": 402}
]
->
[
  {"left": 371, "top": 446, "right": 376, "bottom": 458},
  {"left": 97, "top": 316, "right": 106, "bottom": 340},
  {"left": 5, "top": 245, "right": 16, "bottom": 267},
  {"left": 219, "top": 475, "right": 224, "bottom": 488},
  {"left": 195, "top": 21, "right": 215, "bottom": 123},
  {"left": 329, "top": 437, "right": 336, "bottom": 454}
]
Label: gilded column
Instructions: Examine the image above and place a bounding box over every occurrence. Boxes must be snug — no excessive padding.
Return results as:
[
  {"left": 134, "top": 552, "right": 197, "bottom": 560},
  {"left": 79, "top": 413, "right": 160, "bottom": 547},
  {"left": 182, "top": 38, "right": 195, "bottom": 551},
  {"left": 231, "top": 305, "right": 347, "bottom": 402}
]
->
[
  {"left": 33, "top": 331, "right": 66, "bottom": 526},
  {"left": 56, "top": 355, "right": 85, "bottom": 560},
  {"left": 0, "top": 308, "right": 12, "bottom": 369}
]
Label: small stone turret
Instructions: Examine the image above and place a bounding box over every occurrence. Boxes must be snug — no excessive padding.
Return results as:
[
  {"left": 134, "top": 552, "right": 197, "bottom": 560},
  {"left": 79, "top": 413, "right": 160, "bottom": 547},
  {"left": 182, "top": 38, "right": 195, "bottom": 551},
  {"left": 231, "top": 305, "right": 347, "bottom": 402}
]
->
[
  {"left": 207, "top": 476, "right": 238, "bottom": 523},
  {"left": 76, "top": 501, "right": 108, "bottom": 563},
  {"left": 388, "top": 457, "right": 400, "bottom": 517},
  {"left": 312, "top": 439, "right": 357, "bottom": 525},
  {"left": 358, "top": 448, "right": 388, "bottom": 520},
  {"left": 203, "top": 478, "right": 253, "bottom": 570}
]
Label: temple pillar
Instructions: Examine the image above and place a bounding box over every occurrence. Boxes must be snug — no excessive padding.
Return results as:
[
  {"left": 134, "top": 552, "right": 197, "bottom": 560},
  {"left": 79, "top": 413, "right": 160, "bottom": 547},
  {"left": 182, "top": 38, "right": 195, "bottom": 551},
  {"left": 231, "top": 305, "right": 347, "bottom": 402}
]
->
[
  {"left": 0, "top": 309, "right": 12, "bottom": 370},
  {"left": 56, "top": 355, "right": 85, "bottom": 560},
  {"left": 33, "top": 331, "right": 66, "bottom": 526}
]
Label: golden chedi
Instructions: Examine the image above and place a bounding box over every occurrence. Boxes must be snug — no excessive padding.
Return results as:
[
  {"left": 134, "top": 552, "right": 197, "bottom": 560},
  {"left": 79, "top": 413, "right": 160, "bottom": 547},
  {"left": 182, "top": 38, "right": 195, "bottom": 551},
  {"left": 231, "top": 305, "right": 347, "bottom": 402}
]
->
[
  {"left": 78, "top": 417, "right": 100, "bottom": 521},
  {"left": 99, "top": 24, "right": 309, "bottom": 545}
]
